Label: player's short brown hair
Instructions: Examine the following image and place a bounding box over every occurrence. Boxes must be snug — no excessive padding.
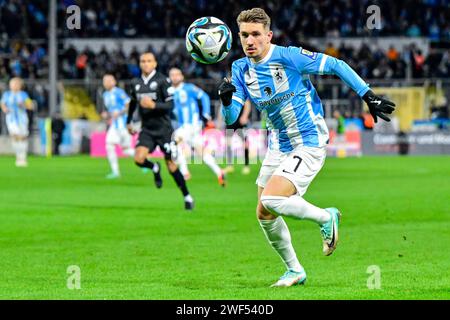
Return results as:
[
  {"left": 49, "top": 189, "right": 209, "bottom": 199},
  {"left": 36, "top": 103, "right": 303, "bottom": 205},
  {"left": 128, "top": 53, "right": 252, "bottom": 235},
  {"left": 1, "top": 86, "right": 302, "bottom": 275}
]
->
[{"left": 237, "top": 8, "right": 271, "bottom": 30}]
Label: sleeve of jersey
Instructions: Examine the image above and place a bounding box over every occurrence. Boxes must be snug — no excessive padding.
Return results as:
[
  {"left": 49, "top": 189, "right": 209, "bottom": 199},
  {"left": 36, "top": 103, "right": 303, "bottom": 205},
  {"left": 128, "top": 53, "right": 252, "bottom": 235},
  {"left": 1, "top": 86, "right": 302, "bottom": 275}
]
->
[
  {"left": 100, "top": 93, "right": 107, "bottom": 112},
  {"left": 195, "top": 86, "right": 211, "bottom": 120},
  {"left": 126, "top": 87, "right": 137, "bottom": 124},
  {"left": 119, "top": 88, "right": 131, "bottom": 105},
  {"left": 22, "top": 92, "right": 32, "bottom": 108},
  {"left": 222, "top": 63, "right": 247, "bottom": 125},
  {"left": 287, "top": 47, "right": 370, "bottom": 97},
  {"left": 154, "top": 79, "right": 174, "bottom": 111}
]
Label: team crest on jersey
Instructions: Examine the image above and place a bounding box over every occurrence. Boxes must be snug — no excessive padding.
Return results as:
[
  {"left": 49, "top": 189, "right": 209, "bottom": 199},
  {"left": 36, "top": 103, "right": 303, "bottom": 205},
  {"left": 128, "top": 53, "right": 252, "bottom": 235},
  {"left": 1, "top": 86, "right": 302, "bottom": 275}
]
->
[
  {"left": 150, "top": 81, "right": 158, "bottom": 90},
  {"left": 167, "top": 86, "right": 175, "bottom": 95},
  {"left": 274, "top": 68, "right": 283, "bottom": 83},
  {"left": 135, "top": 84, "right": 141, "bottom": 91},
  {"left": 300, "top": 48, "right": 317, "bottom": 60}
]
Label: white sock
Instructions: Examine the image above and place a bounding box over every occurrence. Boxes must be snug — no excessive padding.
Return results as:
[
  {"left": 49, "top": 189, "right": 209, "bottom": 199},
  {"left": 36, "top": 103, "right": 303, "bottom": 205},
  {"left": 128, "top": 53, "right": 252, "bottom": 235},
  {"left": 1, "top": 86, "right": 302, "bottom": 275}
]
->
[
  {"left": 259, "top": 217, "right": 303, "bottom": 272},
  {"left": 203, "top": 153, "right": 222, "bottom": 177},
  {"left": 123, "top": 147, "right": 135, "bottom": 157},
  {"left": 184, "top": 194, "right": 193, "bottom": 202},
  {"left": 177, "top": 145, "right": 189, "bottom": 176},
  {"left": 17, "top": 140, "right": 28, "bottom": 162},
  {"left": 106, "top": 143, "right": 119, "bottom": 175},
  {"left": 261, "top": 195, "right": 330, "bottom": 224},
  {"left": 11, "top": 140, "right": 20, "bottom": 161}
]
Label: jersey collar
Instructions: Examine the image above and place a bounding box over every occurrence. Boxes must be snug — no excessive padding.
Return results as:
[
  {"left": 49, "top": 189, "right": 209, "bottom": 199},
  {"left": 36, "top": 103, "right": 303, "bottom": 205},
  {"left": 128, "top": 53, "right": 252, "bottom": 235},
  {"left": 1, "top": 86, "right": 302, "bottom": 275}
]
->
[
  {"left": 141, "top": 70, "right": 156, "bottom": 85},
  {"left": 249, "top": 44, "right": 275, "bottom": 65}
]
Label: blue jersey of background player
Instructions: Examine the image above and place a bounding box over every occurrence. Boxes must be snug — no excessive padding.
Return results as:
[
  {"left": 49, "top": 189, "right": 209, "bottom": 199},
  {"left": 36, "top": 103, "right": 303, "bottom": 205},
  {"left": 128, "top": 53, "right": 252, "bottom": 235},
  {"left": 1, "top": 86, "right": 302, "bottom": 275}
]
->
[
  {"left": 171, "top": 77, "right": 211, "bottom": 128},
  {"left": 1, "top": 77, "right": 33, "bottom": 167},
  {"left": 169, "top": 67, "right": 225, "bottom": 186},
  {"left": 1, "top": 87, "right": 31, "bottom": 136},
  {"left": 102, "top": 84, "right": 130, "bottom": 130}
]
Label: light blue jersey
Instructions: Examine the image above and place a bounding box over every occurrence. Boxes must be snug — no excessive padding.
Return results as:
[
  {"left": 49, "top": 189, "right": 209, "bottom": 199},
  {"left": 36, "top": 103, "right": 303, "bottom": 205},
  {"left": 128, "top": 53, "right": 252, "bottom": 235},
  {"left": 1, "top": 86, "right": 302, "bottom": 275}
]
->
[
  {"left": 102, "top": 87, "right": 130, "bottom": 130},
  {"left": 1, "top": 90, "right": 30, "bottom": 126},
  {"left": 173, "top": 82, "right": 211, "bottom": 127},
  {"left": 223, "top": 44, "right": 370, "bottom": 153}
]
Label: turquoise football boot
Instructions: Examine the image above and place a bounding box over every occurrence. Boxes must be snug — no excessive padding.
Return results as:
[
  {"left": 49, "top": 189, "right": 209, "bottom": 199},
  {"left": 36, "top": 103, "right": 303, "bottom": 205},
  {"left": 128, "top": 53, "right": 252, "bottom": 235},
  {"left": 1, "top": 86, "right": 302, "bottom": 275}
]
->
[
  {"left": 271, "top": 269, "right": 307, "bottom": 287},
  {"left": 320, "top": 208, "right": 342, "bottom": 256}
]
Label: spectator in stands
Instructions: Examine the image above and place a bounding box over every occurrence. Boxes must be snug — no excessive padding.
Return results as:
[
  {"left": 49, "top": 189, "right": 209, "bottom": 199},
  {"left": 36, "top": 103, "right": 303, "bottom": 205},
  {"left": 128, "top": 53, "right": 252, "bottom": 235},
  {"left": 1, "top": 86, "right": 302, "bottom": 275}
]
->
[
  {"left": 324, "top": 42, "right": 339, "bottom": 58},
  {"left": 387, "top": 45, "right": 399, "bottom": 61}
]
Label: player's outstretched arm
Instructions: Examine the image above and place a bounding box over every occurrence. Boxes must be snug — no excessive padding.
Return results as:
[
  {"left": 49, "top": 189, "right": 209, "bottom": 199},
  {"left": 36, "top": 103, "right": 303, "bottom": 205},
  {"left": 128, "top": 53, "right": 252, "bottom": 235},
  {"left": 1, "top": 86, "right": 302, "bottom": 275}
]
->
[
  {"left": 195, "top": 86, "right": 212, "bottom": 121},
  {"left": 153, "top": 98, "right": 174, "bottom": 110},
  {"left": 324, "top": 57, "right": 396, "bottom": 122},
  {"left": 126, "top": 99, "right": 137, "bottom": 125},
  {"left": 288, "top": 47, "right": 396, "bottom": 122}
]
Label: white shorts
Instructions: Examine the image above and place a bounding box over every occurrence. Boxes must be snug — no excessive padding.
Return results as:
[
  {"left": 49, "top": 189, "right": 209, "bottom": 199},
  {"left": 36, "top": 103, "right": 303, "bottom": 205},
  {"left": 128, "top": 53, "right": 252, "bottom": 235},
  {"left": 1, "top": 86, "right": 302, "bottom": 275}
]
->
[
  {"left": 256, "top": 146, "right": 327, "bottom": 196},
  {"left": 6, "top": 119, "right": 29, "bottom": 137},
  {"left": 173, "top": 124, "right": 203, "bottom": 149},
  {"left": 106, "top": 127, "right": 132, "bottom": 148}
]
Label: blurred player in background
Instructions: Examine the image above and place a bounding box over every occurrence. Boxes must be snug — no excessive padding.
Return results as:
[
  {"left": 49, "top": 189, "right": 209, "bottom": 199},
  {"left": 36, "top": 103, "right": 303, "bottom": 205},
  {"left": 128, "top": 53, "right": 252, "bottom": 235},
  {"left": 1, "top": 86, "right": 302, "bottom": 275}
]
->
[
  {"left": 218, "top": 8, "right": 395, "bottom": 287},
  {"left": 127, "top": 53, "right": 194, "bottom": 210},
  {"left": 1, "top": 77, "right": 33, "bottom": 167},
  {"left": 169, "top": 67, "right": 225, "bottom": 186},
  {"left": 101, "top": 74, "right": 135, "bottom": 179},
  {"left": 224, "top": 99, "right": 251, "bottom": 175}
]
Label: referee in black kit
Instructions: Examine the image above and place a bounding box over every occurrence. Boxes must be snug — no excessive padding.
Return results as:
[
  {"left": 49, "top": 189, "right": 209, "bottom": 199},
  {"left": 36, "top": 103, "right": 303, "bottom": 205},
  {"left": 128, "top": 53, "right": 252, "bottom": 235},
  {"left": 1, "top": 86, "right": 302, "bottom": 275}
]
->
[{"left": 127, "top": 52, "right": 194, "bottom": 210}]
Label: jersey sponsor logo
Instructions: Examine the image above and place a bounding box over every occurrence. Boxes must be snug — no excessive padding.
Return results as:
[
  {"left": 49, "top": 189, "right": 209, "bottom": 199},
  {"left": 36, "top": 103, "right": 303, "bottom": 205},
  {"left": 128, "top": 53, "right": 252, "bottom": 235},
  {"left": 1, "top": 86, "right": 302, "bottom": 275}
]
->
[
  {"left": 137, "top": 92, "right": 157, "bottom": 100},
  {"left": 258, "top": 91, "right": 295, "bottom": 108},
  {"left": 300, "top": 48, "right": 317, "bottom": 60}
]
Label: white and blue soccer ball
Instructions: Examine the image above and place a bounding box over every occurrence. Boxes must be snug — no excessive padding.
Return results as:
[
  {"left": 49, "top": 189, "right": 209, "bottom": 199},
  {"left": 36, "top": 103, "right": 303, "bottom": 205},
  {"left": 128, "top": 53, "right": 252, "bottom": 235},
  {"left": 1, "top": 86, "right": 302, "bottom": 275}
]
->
[{"left": 186, "top": 16, "right": 232, "bottom": 64}]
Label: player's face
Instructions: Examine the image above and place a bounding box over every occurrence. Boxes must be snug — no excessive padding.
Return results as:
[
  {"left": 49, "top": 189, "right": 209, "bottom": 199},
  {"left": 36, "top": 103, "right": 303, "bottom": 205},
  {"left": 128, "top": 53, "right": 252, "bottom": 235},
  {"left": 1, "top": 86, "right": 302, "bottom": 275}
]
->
[
  {"left": 102, "top": 75, "right": 116, "bottom": 90},
  {"left": 169, "top": 69, "right": 184, "bottom": 86},
  {"left": 140, "top": 53, "right": 157, "bottom": 75},
  {"left": 238, "top": 23, "right": 273, "bottom": 62},
  {"left": 9, "top": 79, "right": 22, "bottom": 92}
]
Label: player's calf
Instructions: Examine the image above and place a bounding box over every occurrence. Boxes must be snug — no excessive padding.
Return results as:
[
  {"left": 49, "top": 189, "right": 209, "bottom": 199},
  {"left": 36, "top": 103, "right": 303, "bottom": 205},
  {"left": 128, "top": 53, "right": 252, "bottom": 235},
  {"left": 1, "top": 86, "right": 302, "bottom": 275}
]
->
[{"left": 166, "top": 159, "right": 194, "bottom": 210}]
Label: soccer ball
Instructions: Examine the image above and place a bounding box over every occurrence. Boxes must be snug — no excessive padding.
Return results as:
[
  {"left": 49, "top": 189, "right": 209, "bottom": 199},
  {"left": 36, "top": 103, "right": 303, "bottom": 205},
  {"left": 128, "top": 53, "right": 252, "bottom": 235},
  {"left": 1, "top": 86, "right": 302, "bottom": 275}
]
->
[{"left": 186, "top": 16, "right": 232, "bottom": 64}]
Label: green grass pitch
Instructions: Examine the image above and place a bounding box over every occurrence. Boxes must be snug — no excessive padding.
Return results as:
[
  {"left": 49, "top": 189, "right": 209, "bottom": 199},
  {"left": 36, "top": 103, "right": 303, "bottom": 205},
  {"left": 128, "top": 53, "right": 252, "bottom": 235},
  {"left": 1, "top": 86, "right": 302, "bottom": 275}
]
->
[{"left": 0, "top": 155, "right": 449, "bottom": 299}]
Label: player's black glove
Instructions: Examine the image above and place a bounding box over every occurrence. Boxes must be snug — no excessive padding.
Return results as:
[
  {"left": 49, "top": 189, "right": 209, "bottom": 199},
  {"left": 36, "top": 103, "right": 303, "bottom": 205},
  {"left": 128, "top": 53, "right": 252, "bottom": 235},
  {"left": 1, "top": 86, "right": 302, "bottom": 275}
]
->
[
  {"left": 218, "top": 78, "right": 236, "bottom": 106},
  {"left": 362, "top": 90, "right": 396, "bottom": 123}
]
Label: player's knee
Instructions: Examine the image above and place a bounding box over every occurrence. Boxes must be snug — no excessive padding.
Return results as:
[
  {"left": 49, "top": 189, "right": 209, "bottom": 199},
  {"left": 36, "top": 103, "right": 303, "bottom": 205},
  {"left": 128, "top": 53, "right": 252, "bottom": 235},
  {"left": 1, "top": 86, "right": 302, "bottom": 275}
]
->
[
  {"left": 106, "top": 143, "right": 115, "bottom": 153},
  {"left": 257, "top": 200, "right": 277, "bottom": 220},
  {"left": 260, "top": 195, "right": 287, "bottom": 216},
  {"left": 134, "top": 153, "right": 146, "bottom": 166},
  {"left": 166, "top": 159, "right": 177, "bottom": 172}
]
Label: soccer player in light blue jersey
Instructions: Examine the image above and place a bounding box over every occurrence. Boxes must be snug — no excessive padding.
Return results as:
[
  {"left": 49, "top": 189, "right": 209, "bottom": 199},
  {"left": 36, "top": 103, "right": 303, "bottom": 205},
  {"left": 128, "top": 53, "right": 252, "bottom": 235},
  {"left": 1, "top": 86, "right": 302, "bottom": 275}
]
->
[
  {"left": 218, "top": 8, "right": 396, "bottom": 287},
  {"left": 169, "top": 68, "right": 225, "bottom": 186},
  {"left": 101, "top": 74, "right": 135, "bottom": 179},
  {"left": 1, "top": 77, "right": 33, "bottom": 167}
]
